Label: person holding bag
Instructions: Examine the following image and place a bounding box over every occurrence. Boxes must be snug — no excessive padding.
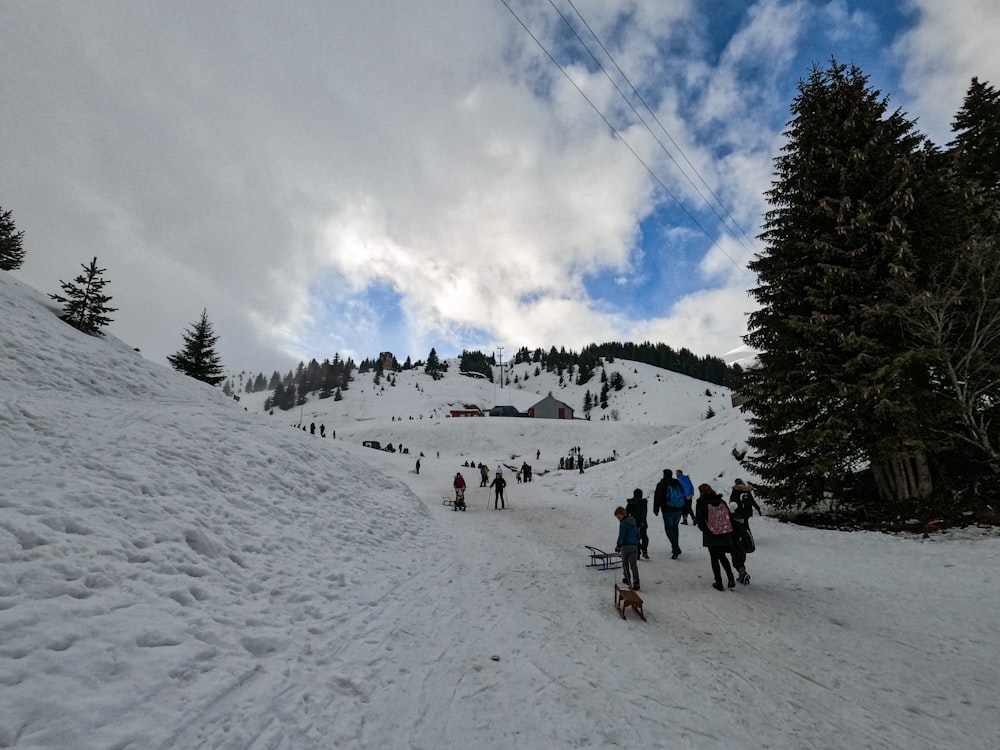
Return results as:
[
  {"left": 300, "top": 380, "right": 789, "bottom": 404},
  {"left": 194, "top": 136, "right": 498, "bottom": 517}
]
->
[{"left": 729, "top": 479, "right": 761, "bottom": 585}]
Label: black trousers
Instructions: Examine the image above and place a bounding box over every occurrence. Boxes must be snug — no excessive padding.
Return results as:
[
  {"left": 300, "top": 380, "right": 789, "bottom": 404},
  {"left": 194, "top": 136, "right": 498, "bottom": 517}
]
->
[{"left": 709, "top": 547, "right": 734, "bottom": 584}]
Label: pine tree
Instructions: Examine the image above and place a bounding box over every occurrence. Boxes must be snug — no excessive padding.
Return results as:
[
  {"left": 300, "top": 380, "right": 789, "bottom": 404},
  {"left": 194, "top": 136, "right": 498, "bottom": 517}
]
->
[
  {"left": 742, "top": 61, "right": 930, "bottom": 510},
  {"left": 425, "top": 347, "right": 441, "bottom": 378},
  {"left": 901, "top": 77, "right": 1000, "bottom": 482},
  {"left": 0, "top": 207, "right": 26, "bottom": 271},
  {"left": 167, "top": 309, "right": 225, "bottom": 385},
  {"left": 949, "top": 77, "right": 1000, "bottom": 197},
  {"left": 48, "top": 257, "right": 117, "bottom": 336}
]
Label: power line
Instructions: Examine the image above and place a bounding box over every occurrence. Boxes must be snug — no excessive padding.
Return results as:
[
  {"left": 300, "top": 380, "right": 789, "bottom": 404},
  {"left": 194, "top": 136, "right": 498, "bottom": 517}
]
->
[
  {"left": 561, "top": 0, "right": 762, "bottom": 256},
  {"left": 497, "top": 0, "right": 754, "bottom": 278}
]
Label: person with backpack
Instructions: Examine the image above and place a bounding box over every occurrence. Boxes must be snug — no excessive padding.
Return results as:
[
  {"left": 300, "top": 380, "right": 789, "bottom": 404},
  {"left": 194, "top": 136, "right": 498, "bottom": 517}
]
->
[
  {"left": 614, "top": 506, "right": 640, "bottom": 591},
  {"left": 625, "top": 488, "right": 650, "bottom": 560},
  {"left": 729, "top": 479, "right": 762, "bottom": 584},
  {"left": 676, "top": 469, "right": 695, "bottom": 524},
  {"left": 653, "top": 469, "right": 686, "bottom": 559},
  {"left": 695, "top": 483, "right": 736, "bottom": 590}
]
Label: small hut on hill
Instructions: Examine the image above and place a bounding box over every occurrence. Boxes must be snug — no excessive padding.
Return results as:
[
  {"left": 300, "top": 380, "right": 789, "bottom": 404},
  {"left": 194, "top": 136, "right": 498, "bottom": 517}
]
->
[{"left": 528, "top": 392, "right": 574, "bottom": 420}]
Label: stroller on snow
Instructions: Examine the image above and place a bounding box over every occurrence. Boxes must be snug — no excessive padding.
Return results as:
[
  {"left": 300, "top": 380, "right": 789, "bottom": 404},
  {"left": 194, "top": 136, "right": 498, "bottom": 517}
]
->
[{"left": 453, "top": 487, "right": 466, "bottom": 511}]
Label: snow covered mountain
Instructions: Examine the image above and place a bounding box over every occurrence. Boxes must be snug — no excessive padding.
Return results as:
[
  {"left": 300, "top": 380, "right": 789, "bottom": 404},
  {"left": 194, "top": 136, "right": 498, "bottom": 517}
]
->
[{"left": 2, "top": 269, "right": 997, "bottom": 750}]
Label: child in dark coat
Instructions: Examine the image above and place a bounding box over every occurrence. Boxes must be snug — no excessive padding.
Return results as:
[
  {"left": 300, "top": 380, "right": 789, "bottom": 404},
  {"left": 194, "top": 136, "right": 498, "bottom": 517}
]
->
[
  {"left": 729, "top": 479, "right": 761, "bottom": 584},
  {"left": 625, "top": 489, "right": 650, "bottom": 560},
  {"left": 614, "top": 506, "right": 640, "bottom": 591}
]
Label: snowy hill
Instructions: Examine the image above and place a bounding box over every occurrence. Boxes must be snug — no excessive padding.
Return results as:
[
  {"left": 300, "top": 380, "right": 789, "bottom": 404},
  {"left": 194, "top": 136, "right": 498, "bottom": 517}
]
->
[{"left": 2, "top": 269, "right": 998, "bottom": 750}]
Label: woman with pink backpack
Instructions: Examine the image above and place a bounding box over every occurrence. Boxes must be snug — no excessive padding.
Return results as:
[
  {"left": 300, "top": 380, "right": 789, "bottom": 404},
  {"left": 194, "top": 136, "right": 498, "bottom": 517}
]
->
[{"left": 695, "top": 483, "right": 736, "bottom": 591}]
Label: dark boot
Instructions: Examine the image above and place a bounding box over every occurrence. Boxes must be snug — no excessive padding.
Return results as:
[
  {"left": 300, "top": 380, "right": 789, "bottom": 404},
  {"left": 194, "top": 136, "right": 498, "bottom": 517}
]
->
[{"left": 712, "top": 580, "right": 724, "bottom": 591}]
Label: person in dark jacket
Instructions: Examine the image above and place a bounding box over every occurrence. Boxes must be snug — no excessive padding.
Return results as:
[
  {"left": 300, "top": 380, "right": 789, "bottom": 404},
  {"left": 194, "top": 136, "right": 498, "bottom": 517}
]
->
[
  {"left": 490, "top": 473, "right": 507, "bottom": 509},
  {"left": 729, "top": 479, "right": 761, "bottom": 584},
  {"left": 695, "top": 483, "right": 736, "bottom": 591},
  {"left": 453, "top": 472, "right": 467, "bottom": 511},
  {"left": 625, "top": 488, "right": 650, "bottom": 560},
  {"left": 653, "top": 469, "right": 685, "bottom": 559},
  {"left": 614, "top": 506, "right": 640, "bottom": 591}
]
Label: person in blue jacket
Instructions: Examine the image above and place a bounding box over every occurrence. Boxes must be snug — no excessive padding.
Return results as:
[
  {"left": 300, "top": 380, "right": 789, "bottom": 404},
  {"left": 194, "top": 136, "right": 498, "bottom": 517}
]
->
[
  {"left": 614, "top": 506, "right": 640, "bottom": 591},
  {"left": 676, "top": 469, "right": 695, "bottom": 524}
]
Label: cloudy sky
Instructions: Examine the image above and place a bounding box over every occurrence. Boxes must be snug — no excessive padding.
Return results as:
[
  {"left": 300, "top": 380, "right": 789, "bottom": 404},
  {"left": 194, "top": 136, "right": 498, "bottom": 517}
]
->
[{"left": 2, "top": 1, "right": 998, "bottom": 372}]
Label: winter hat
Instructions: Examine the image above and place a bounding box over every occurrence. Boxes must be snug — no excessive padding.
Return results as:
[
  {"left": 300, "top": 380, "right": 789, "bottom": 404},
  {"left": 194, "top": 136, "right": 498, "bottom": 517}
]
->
[{"left": 632, "top": 488, "right": 643, "bottom": 498}]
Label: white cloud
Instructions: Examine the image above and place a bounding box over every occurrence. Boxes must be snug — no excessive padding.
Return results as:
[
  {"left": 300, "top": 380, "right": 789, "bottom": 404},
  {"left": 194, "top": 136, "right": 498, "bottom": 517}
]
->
[
  {"left": 7, "top": 1, "right": 989, "bottom": 372},
  {"left": 893, "top": 0, "right": 1000, "bottom": 144}
]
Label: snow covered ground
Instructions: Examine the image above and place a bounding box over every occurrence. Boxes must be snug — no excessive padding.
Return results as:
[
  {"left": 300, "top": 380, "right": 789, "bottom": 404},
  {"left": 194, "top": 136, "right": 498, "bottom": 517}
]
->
[{"left": 2, "top": 269, "right": 998, "bottom": 749}]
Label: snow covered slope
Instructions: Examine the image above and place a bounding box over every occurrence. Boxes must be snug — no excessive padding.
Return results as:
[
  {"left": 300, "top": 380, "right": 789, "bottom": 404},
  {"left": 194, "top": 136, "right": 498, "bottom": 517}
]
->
[{"left": 2, "top": 269, "right": 998, "bottom": 749}]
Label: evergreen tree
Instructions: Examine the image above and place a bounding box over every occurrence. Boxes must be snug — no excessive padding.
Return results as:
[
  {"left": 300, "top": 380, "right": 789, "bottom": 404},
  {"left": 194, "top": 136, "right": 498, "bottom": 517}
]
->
[
  {"left": 167, "top": 309, "right": 225, "bottom": 385},
  {"left": 271, "top": 383, "right": 286, "bottom": 410},
  {"left": 742, "top": 61, "right": 930, "bottom": 510},
  {"left": 949, "top": 77, "right": 1000, "bottom": 197},
  {"left": 0, "top": 206, "right": 26, "bottom": 271},
  {"left": 425, "top": 347, "right": 441, "bottom": 378},
  {"left": 48, "top": 256, "right": 117, "bottom": 336},
  {"left": 901, "top": 77, "right": 1000, "bottom": 483}
]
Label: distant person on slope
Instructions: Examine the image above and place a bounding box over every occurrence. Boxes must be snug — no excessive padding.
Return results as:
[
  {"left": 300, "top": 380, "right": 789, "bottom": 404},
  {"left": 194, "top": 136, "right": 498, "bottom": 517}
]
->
[
  {"left": 480, "top": 463, "right": 489, "bottom": 487},
  {"left": 453, "top": 472, "right": 467, "bottom": 511},
  {"left": 490, "top": 472, "right": 507, "bottom": 509}
]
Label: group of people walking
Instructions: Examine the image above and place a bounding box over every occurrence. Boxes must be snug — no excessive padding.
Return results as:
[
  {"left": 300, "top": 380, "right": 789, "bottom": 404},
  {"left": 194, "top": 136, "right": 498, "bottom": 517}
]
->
[
  {"left": 455, "top": 465, "right": 510, "bottom": 509},
  {"left": 615, "top": 471, "right": 761, "bottom": 592}
]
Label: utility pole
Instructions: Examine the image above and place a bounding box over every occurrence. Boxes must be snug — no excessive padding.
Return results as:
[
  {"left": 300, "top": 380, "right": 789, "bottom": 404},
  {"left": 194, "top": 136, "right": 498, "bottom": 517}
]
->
[{"left": 497, "top": 345, "right": 504, "bottom": 403}]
